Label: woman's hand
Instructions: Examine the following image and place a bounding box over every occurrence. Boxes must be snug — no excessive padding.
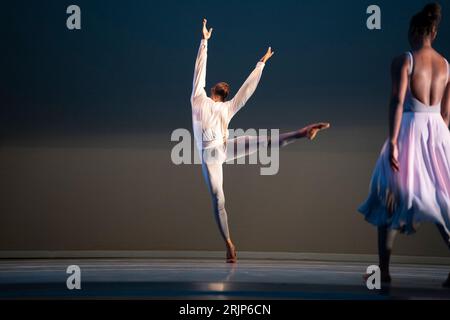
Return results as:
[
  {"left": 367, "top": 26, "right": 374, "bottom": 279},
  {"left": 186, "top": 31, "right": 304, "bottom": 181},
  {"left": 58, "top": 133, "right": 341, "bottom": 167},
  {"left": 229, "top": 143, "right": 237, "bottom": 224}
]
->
[
  {"left": 202, "top": 19, "right": 213, "bottom": 40},
  {"left": 389, "top": 142, "right": 400, "bottom": 172},
  {"left": 260, "top": 47, "right": 275, "bottom": 64}
]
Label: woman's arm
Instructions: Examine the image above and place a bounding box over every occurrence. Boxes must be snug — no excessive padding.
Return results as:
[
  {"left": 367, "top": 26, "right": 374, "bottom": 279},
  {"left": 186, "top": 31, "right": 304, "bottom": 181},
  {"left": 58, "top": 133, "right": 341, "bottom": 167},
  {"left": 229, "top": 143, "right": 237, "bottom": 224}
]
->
[{"left": 388, "top": 54, "right": 409, "bottom": 172}]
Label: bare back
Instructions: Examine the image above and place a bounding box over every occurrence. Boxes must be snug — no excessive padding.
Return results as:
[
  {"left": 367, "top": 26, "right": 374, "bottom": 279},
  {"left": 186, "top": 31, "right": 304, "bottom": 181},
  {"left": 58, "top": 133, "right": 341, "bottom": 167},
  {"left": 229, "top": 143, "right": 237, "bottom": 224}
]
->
[{"left": 410, "top": 48, "right": 449, "bottom": 107}]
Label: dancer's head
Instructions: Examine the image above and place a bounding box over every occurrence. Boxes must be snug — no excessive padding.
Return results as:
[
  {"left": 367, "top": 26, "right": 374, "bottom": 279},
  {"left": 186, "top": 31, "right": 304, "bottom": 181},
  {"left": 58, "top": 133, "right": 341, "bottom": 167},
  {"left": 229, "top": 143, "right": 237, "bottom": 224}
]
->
[
  {"left": 409, "top": 2, "right": 442, "bottom": 47},
  {"left": 211, "top": 82, "right": 230, "bottom": 102}
]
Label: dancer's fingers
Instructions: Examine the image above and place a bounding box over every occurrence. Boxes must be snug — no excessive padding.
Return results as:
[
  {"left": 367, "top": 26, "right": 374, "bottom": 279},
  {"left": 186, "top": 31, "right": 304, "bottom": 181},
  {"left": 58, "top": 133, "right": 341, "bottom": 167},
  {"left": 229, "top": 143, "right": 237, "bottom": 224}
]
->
[
  {"left": 390, "top": 159, "right": 400, "bottom": 172},
  {"left": 209, "top": 28, "right": 213, "bottom": 34},
  {"left": 393, "top": 157, "right": 400, "bottom": 170},
  {"left": 394, "top": 161, "right": 400, "bottom": 172}
]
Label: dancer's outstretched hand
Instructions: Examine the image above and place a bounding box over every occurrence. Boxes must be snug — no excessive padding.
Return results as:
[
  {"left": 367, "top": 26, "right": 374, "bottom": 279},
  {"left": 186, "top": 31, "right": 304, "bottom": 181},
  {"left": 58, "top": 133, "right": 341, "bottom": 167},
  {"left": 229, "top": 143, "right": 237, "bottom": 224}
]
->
[
  {"left": 305, "top": 123, "right": 330, "bottom": 140},
  {"left": 202, "top": 18, "right": 213, "bottom": 40},
  {"left": 260, "top": 47, "right": 275, "bottom": 63}
]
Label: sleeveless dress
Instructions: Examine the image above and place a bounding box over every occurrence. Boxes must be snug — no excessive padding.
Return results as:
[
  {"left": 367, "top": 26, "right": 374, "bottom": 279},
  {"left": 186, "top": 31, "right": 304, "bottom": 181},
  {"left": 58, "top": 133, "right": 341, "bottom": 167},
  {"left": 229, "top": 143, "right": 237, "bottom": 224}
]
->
[{"left": 359, "top": 52, "right": 450, "bottom": 238}]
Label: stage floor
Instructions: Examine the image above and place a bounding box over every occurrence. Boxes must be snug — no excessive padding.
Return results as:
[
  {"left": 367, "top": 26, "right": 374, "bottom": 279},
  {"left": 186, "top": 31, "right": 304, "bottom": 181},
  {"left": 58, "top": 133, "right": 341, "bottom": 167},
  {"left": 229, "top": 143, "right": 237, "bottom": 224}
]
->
[{"left": 0, "top": 259, "right": 449, "bottom": 300}]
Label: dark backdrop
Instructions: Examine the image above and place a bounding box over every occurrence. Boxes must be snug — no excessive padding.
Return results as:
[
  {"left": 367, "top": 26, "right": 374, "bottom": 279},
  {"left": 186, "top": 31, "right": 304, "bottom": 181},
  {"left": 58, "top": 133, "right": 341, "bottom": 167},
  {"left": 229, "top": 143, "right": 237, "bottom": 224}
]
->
[{"left": 1, "top": 0, "right": 449, "bottom": 257}]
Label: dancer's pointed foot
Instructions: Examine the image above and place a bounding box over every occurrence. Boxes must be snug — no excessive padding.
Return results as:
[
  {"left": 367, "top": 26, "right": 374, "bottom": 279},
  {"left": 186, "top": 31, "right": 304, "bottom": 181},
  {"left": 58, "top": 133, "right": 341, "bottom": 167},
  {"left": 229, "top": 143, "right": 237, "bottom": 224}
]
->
[
  {"left": 226, "top": 239, "right": 237, "bottom": 264},
  {"left": 443, "top": 272, "right": 450, "bottom": 288},
  {"left": 306, "top": 123, "right": 331, "bottom": 140}
]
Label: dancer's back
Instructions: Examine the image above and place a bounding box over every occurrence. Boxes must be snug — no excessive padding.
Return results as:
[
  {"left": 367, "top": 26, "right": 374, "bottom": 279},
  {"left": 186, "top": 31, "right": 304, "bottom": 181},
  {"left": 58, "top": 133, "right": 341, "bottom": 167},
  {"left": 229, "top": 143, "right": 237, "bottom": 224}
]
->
[{"left": 408, "top": 48, "right": 449, "bottom": 107}]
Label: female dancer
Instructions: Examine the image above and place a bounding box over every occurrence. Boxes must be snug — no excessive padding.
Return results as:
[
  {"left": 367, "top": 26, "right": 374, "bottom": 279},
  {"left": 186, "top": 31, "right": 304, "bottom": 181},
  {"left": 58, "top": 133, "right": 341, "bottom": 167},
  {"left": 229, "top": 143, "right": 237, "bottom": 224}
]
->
[
  {"left": 359, "top": 3, "right": 450, "bottom": 287},
  {"left": 191, "top": 19, "right": 330, "bottom": 263}
]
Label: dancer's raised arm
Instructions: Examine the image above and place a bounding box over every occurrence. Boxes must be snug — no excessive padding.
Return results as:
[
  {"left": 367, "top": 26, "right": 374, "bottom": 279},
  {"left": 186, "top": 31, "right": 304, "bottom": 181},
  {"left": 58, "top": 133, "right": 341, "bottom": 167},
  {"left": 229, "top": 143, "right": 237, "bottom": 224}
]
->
[
  {"left": 228, "top": 47, "right": 274, "bottom": 117},
  {"left": 191, "top": 19, "right": 213, "bottom": 104},
  {"left": 388, "top": 54, "right": 410, "bottom": 172}
]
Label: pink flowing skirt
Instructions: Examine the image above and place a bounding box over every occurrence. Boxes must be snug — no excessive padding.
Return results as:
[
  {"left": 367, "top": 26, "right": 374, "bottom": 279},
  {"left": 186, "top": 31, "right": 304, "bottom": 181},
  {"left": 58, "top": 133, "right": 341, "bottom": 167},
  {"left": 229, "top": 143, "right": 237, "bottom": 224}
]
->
[{"left": 359, "top": 112, "right": 450, "bottom": 237}]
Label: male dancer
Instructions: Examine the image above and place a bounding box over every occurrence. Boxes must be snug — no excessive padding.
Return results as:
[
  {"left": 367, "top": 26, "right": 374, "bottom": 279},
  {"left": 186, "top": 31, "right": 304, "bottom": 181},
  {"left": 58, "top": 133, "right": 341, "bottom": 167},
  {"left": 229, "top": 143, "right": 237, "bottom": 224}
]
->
[{"left": 191, "top": 19, "right": 330, "bottom": 262}]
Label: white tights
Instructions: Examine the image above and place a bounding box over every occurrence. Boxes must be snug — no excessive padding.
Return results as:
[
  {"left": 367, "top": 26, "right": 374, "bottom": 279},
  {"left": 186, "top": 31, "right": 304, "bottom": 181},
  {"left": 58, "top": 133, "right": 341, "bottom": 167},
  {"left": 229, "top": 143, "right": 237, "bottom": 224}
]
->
[{"left": 202, "top": 132, "right": 303, "bottom": 241}]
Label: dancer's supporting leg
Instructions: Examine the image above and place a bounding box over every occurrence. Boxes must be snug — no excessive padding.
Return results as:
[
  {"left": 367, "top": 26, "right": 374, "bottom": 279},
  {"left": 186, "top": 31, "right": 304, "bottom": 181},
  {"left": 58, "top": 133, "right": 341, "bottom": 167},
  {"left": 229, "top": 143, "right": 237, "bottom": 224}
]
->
[
  {"left": 377, "top": 226, "right": 398, "bottom": 282},
  {"left": 201, "top": 159, "right": 236, "bottom": 263},
  {"left": 202, "top": 162, "right": 229, "bottom": 239},
  {"left": 436, "top": 224, "right": 450, "bottom": 287}
]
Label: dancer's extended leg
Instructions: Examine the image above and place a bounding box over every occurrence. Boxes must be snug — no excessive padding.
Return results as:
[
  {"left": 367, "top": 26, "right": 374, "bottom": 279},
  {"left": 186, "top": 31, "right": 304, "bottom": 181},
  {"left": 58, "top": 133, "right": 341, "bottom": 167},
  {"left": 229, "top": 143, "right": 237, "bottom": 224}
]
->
[
  {"left": 225, "top": 123, "right": 331, "bottom": 161},
  {"left": 277, "top": 123, "right": 331, "bottom": 147}
]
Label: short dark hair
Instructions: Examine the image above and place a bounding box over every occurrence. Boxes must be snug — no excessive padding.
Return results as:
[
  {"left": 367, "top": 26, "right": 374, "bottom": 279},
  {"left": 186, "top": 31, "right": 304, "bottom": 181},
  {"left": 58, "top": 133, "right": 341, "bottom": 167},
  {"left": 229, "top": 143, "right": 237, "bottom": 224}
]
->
[
  {"left": 211, "top": 82, "right": 230, "bottom": 102},
  {"left": 409, "top": 2, "right": 442, "bottom": 38}
]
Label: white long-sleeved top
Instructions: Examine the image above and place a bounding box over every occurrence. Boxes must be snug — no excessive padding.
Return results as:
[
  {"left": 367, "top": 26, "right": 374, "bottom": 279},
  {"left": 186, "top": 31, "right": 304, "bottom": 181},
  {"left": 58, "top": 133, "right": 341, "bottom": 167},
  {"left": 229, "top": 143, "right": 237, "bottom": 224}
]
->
[{"left": 191, "top": 39, "right": 265, "bottom": 151}]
